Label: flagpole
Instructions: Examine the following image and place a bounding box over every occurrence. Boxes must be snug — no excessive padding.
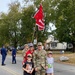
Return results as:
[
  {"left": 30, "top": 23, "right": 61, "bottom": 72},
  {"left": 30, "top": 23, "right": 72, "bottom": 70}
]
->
[
  {"left": 33, "top": 0, "right": 45, "bottom": 45},
  {"left": 41, "top": 0, "right": 43, "bottom": 4},
  {"left": 32, "top": 23, "right": 37, "bottom": 43},
  {"left": 32, "top": 4, "right": 37, "bottom": 45}
]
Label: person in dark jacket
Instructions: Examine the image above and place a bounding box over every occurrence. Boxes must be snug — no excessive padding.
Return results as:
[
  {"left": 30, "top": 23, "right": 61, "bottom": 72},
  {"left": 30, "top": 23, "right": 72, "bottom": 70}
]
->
[
  {"left": 23, "top": 54, "right": 34, "bottom": 75},
  {"left": 12, "top": 47, "right": 16, "bottom": 64},
  {"left": 1, "top": 45, "right": 7, "bottom": 66}
]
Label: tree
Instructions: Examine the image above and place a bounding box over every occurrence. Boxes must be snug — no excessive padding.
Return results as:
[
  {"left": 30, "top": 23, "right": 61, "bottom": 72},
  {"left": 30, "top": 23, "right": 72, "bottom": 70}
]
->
[
  {"left": 26, "top": 0, "right": 75, "bottom": 52},
  {"left": 21, "top": 5, "right": 35, "bottom": 44},
  {"left": 7, "top": 1, "right": 22, "bottom": 48},
  {"left": 23, "top": 0, "right": 51, "bottom": 43},
  {"left": 0, "top": 13, "right": 9, "bottom": 46},
  {"left": 50, "top": 0, "right": 75, "bottom": 52},
  {"left": 0, "top": 1, "right": 22, "bottom": 48}
]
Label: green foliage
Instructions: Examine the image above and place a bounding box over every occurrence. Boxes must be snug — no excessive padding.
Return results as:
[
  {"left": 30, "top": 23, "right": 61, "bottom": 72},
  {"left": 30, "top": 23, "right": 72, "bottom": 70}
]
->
[
  {"left": 22, "top": 0, "right": 49, "bottom": 43},
  {"left": 0, "top": 0, "right": 49, "bottom": 47},
  {"left": 21, "top": 5, "right": 35, "bottom": 44},
  {"left": 49, "top": 0, "right": 75, "bottom": 52},
  {"left": 52, "top": 0, "right": 75, "bottom": 43},
  {"left": 7, "top": 1, "right": 21, "bottom": 47},
  {"left": 0, "top": 13, "right": 9, "bottom": 46},
  {"left": 0, "top": 1, "right": 21, "bottom": 47},
  {"left": 1, "top": 0, "right": 75, "bottom": 50}
]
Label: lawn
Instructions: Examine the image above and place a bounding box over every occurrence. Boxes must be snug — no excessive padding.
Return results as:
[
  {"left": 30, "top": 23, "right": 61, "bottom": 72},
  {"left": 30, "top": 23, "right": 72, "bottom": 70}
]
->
[{"left": 53, "top": 52, "right": 75, "bottom": 65}]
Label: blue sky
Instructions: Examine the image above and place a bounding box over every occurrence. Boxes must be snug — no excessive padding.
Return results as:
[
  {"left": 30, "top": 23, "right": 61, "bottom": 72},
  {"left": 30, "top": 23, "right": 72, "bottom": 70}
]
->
[{"left": 0, "top": 0, "right": 23, "bottom": 13}]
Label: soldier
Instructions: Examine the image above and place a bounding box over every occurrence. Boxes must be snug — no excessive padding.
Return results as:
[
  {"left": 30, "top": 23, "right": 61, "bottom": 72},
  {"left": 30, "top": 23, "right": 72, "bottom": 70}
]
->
[
  {"left": 33, "top": 42, "right": 47, "bottom": 75},
  {"left": 12, "top": 47, "right": 16, "bottom": 64},
  {"left": 1, "top": 45, "right": 7, "bottom": 66}
]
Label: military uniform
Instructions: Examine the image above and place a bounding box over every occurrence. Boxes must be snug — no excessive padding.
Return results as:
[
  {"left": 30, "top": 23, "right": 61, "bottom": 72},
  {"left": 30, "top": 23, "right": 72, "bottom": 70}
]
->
[
  {"left": 1, "top": 46, "right": 7, "bottom": 65},
  {"left": 33, "top": 49, "right": 47, "bottom": 75},
  {"left": 12, "top": 48, "right": 16, "bottom": 64}
]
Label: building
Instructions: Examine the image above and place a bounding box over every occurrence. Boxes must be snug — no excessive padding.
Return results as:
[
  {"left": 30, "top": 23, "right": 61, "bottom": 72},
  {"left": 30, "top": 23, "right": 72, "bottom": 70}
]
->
[{"left": 46, "top": 35, "right": 67, "bottom": 50}]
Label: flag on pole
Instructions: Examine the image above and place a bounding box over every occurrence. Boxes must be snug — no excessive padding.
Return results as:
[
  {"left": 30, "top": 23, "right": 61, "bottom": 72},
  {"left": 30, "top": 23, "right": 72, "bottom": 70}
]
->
[
  {"left": 34, "top": 4, "right": 45, "bottom": 30},
  {"left": 38, "top": 26, "right": 44, "bottom": 31}
]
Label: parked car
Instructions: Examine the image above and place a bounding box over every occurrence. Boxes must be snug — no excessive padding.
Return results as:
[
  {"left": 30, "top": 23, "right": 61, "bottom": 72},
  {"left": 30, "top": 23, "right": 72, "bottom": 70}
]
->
[
  {"left": 7, "top": 46, "right": 13, "bottom": 51},
  {"left": 17, "top": 45, "right": 24, "bottom": 50}
]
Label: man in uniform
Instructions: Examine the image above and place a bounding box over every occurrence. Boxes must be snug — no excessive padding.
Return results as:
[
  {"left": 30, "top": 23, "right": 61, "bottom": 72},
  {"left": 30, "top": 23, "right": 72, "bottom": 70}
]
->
[
  {"left": 12, "top": 47, "right": 16, "bottom": 64},
  {"left": 1, "top": 45, "right": 7, "bottom": 66},
  {"left": 33, "top": 42, "right": 47, "bottom": 75}
]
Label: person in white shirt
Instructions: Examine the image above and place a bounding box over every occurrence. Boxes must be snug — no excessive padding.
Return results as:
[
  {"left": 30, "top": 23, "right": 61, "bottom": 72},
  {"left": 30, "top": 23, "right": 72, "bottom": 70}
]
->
[{"left": 46, "top": 51, "right": 54, "bottom": 75}]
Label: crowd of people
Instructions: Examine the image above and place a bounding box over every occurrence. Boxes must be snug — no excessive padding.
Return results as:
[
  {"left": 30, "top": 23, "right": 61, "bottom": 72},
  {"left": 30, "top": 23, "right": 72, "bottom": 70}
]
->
[
  {"left": 22, "top": 42, "right": 54, "bottom": 75},
  {"left": 0, "top": 42, "right": 54, "bottom": 75}
]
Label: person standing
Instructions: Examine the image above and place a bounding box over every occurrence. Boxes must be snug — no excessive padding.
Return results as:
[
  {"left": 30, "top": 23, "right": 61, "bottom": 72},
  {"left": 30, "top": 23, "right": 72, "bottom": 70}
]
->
[
  {"left": 22, "top": 44, "right": 29, "bottom": 65},
  {"left": 26, "top": 43, "right": 34, "bottom": 58},
  {"left": 23, "top": 54, "right": 34, "bottom": 75},
  {"left": 46, "top": 51, "right": 54, "bottom": 75},
  {"left": 33, "top": 42, "right": 47, "bottom": 75},
  {"left": 22, "top": 44, "right": 29, "bottom": 60},
  {"left": 28, "top": 43, "right": 35, "bottom": 75},
  {"left": 1, "top": 45, "right": 7, "bottom": 66},
  {"left": 12, "top": 47, "right": 16, "bottom": 64},
  {"left": 22, "top": 43, "right": 35, "bottom": 75}
]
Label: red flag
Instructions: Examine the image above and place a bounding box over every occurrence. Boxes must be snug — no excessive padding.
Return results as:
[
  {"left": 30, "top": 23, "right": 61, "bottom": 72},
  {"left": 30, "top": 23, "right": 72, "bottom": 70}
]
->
[
  {"left": 34, "top": 4, "right": 45, "bottom": 30},
  {"left": 36, "top": 19, "right": 45, "bottom": 28}
]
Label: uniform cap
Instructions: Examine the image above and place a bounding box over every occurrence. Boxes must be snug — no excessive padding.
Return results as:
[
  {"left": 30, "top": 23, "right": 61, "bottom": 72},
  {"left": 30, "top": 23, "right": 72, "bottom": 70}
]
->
[
  {"left": 27, "top": 54, "right": 32, "bottom": 57},
  {"left": 37, "top": 42, "right": 42, "bottom": 46}
]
